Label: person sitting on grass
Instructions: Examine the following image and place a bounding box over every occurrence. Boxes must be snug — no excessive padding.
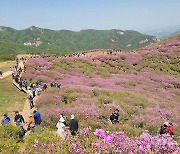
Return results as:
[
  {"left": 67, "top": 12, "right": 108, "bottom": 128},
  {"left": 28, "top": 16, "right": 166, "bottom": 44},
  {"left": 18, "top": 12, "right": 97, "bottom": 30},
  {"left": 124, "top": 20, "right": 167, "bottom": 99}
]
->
[
  {"left": 110, "top": 109, "right": 120, "bottom": 124},
  {"left": 167, "top": 122, "right": 175, "bottom": 138},
  {"left": 1, "top": 114, "right": 11, "bottom": 125},
  {"left": 159, "top": 122, "right": 168, "bottom": 135}
]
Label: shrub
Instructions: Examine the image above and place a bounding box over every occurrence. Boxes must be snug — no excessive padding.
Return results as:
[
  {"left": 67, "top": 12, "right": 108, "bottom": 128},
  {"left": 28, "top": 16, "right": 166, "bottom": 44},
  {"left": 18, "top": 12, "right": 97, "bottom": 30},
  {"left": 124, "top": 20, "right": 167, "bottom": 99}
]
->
[
  {"left": 0, "top": 138, "right": 20, "bottom": 153},
  {"left": 0, "top": 125, "right": 21, "bottom": 153},
  {"left": 0, "top": 125, "right": 21, "bottom": 139}
]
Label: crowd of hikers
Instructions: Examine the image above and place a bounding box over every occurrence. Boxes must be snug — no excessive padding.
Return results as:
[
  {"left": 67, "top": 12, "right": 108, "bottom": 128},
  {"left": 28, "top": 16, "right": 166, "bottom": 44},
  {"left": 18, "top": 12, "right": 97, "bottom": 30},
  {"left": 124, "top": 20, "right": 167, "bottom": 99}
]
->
[
  {"left": 0, "top": 55, "right": 176, "bottom": 142},
  {"left": 1, "top": 110, "right": 42, "bottom": 140}
]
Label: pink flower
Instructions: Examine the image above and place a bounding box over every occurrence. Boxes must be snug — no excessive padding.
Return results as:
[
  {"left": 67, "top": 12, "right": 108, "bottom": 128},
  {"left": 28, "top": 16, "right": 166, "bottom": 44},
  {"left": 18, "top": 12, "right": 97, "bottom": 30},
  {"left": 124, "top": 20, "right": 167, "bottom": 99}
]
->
[
  {"left": 94, "top": 129, "right": 105, "bottom": 139},
  {"left": 103, "top": 135, "right": 112, "bottom": 144}
]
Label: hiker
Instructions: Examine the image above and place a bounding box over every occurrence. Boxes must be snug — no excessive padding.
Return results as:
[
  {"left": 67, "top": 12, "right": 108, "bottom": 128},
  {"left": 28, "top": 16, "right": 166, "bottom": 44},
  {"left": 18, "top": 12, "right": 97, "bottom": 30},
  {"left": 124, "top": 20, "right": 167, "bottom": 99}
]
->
[
  {"left": 18, "top": 124, "right": 26, "bottom": 142},
  {"left": 14, "top": 111, "right": 25, "bottom": 126},
  {"left": 69, "top": 114, "right": 78, "bottom": 136},
  {"left": 167, "top": 122, "right": 175, "bottom": 137},
  {"left": 31, "top": 87, "right": 36, "bottom": 98},
  {"left": 43, "top": 83, "right": 47, "bottom": 90},
  {"left": 33, "top": 110, "right": 42, "bottom": 130},
  {"left": 26, "top": 115, "right": 35, "bottom": 132},
  {"left": 1, "top": 114, "right": 11, "bottom": 125},
  {"left": 110, "top": 109, "right": 120, "bottom": 124},
  {"left": 50, "top": 82, "right": 54, "bottom": 87},
  {"left": 56, "top": 117, "right": 66, "bottom": 139},
  {"left": 57, "top": 84, "right": 61, "bottom": 90},
  {"left": 23, "top": 80, "right": 28, "bottom": 90},
  {"left": 159, "top": 122, "right": 168, "bottom": 135},
  {"left": 0, "top": 70, "right": 2, "bottom": 76},
  {"left": 59, "top": 113, "right": 67, "bottom": 126},
  {"left": 28, "top": 95, "right": 34, "bottom": 109},
  {"left": 11, "top": 73, "right": 15, "bottom": 79},
  {"left": 36, "top": 87, "right": 41, "bottom": 95},
  {"left": 28, "top": 88, "right": 33, "bottom": 97},
  {"left": 19, "top": 79, "right": 23, "bottom": 89}
]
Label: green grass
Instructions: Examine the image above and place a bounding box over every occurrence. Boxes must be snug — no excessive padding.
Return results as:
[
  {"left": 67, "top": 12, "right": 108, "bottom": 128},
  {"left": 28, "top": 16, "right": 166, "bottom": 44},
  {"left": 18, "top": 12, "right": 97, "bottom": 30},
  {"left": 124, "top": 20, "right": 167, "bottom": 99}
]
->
[
  {"left": 0, "top": 77, "right": 26, "bottom": 117},
  {"left": 0, "top": 61, "right": 16, "bottom": 72}
]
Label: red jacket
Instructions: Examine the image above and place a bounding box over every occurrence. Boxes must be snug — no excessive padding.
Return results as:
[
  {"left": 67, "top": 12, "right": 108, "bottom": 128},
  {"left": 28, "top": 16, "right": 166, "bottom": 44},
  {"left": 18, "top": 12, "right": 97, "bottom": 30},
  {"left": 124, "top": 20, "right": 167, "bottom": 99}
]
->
[{"left": 167, "top": 126, "right": 174, "bottom": 135}]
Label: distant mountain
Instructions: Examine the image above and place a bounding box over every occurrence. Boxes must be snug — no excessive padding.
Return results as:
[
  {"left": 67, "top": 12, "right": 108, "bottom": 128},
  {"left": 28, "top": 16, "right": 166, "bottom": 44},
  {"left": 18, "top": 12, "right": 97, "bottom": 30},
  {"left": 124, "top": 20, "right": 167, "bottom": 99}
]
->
[
  {"left": 144, "top": 25, "right": 180, "bottom": 38},
  {"left": 0, "top": 26, "right": 158, "bottom": 53},
  {"left": 169, "top": 29, "right": 180, "bottom": 37}
]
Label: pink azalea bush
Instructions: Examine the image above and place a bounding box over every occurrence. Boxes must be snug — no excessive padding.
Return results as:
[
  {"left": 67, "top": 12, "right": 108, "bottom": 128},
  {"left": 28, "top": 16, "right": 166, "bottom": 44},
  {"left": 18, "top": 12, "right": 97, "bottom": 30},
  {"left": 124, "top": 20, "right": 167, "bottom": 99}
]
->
[{"left": 24, "top": 128, "right": 179, "bottom": 154}]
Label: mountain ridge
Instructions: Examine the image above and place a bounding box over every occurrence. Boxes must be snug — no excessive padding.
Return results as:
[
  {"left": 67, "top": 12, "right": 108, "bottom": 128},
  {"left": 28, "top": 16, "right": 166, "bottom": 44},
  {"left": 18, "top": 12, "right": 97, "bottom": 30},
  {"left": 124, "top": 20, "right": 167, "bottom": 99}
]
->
[{"left": 0, "top": 26, "right": 159, "bottom": 53}]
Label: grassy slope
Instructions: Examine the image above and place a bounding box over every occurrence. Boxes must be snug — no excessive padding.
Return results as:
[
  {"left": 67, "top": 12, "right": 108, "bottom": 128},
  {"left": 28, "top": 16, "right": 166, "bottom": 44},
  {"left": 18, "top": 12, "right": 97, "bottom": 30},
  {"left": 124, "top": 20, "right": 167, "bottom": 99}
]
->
[
  {"left": 0, "top": 61, "right": 16, "bottom": 72},
  {"left": 0, "top": 77, "right": 26, "bottom": 117}
]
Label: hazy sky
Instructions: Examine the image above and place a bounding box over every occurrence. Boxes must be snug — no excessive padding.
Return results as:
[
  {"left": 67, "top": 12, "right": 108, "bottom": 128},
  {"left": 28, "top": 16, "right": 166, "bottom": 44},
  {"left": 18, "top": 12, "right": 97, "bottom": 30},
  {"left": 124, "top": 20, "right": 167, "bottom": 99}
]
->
[{"left": 0, "top": 0, "right": 180, "bottom": 32}]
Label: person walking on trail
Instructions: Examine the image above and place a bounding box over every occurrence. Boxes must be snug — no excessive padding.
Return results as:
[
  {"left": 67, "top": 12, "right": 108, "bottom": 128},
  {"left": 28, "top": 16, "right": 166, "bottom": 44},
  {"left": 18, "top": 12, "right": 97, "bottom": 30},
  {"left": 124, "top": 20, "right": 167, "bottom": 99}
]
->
[
  {"left": 0, "top": 70, "right": 2, "bottom": 76},
  {"left": 69, "top": 114, "right": 78, "bottom": 136},
  {"left": 26, "top": 115, "right": 35, "bottom": 132},
  {"left": 23, "top": 80, "right": 28, "bottom": 90},
  {"left": 1, "top": 114, "right": 11, "bottom": 125},
  {"left": 28, "top": 95, "right": 34, "bottom": 109},
  {"left": 14, "top": 111, "right": 25, "bottom": 126},
  {"left": 33, "top": 110, "right": 42, "bottom": 130},
  {"left": 18, "top": 124, "right": 26, "bottom": 142}
]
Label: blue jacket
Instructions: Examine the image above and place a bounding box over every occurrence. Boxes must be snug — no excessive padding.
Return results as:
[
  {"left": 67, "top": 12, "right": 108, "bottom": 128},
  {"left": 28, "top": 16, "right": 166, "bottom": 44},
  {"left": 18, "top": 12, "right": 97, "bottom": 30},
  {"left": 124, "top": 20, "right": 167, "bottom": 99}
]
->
[
  {"left": 34, "top": 112, "right": 42, "bottom": 125},
  {"left": 1, "top": 117, "right": 11, "bottom": 125}
]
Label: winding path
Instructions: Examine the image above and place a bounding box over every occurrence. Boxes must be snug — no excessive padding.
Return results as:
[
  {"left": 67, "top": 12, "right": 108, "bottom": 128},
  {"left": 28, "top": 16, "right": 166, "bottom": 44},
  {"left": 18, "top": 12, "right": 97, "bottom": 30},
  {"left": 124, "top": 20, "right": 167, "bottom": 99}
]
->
[{"left": 0, "top": 57, "right": 38, "bottom": 124}]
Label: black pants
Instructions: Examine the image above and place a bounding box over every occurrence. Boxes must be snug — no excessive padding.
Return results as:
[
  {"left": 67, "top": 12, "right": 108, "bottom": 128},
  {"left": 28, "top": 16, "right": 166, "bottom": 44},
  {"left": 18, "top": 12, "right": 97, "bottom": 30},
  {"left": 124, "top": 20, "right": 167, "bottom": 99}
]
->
[
  {"left": 71, "top": 130, "right": 77, "bottom": 136},
  {"left": 30, "top": 101, "right": 34, "bottom": 109}
]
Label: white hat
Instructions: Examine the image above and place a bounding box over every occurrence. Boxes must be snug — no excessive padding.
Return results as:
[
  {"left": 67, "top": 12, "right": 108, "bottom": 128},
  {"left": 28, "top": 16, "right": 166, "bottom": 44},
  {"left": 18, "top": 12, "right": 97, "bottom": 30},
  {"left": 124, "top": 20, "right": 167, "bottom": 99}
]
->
[
  {"left": 164, "top": 122, "right": 169, "bottom": 126},
  {"left": 71, "top": 114, "right": 75, "bottom": 119}
]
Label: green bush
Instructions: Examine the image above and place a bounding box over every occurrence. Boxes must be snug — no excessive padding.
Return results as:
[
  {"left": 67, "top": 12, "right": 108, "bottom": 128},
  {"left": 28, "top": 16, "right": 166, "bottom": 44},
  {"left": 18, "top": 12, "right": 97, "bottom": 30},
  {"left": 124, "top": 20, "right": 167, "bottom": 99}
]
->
[
  {"left": 0, "top": 125, "right": 21, "bottom": 139},
  {"left": 0, "top": 125, "right": 21, "bottom": 153},
  {"left": 0, "top": 138, "right": 20, "bottom": 153},
  {"left": 24, "top": 129, "right": 70, "bottom": 154}
]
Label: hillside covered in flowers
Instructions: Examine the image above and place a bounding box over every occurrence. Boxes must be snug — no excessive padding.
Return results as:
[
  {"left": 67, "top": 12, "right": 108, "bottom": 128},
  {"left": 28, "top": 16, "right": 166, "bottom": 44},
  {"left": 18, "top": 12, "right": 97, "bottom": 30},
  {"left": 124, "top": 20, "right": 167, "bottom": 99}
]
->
[{"left": 19, "top": 35, "right": 180, "bottom": 153}]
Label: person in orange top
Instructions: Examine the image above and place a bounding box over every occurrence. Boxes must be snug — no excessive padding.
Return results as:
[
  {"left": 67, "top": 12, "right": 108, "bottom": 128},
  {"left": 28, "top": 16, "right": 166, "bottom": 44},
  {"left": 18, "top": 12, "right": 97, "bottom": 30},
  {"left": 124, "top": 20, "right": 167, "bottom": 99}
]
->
[{"left": 26, "top": 115, "right": 35, "bottom": 131}]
